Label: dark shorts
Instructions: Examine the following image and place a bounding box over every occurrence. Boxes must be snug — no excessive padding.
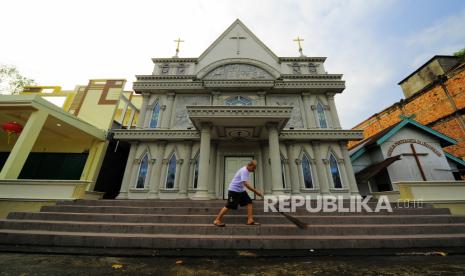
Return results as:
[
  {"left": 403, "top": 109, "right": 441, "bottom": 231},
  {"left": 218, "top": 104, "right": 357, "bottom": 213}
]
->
[{"left": 225, "top": 190, "right": 252, "bottom": 210}]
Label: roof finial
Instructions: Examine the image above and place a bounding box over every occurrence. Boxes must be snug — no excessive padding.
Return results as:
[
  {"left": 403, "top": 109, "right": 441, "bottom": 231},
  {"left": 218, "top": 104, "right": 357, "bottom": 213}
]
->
[
  {"left": 293, "top": 36, "right": 305, "bottom": 57},
  {"left": 173, "top": 38, "right": 184, "bottom": 57}
]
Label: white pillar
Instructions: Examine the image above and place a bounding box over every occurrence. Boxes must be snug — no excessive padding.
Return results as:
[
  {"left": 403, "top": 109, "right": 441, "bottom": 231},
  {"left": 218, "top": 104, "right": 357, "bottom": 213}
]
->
[
  {"left": 116, "top": 142, "right": 138, "bottom": 199},
  {"left": 327, "top": 93, "right": 341, "bottom": 129},
  {"left": 340, "top": 141, "right": 360, "bottom": 194},
  {"left": 260, "top": 142, "right": 272, "bottom": 195},
  {"left": 137, "top": 93, "right": 150, "bottom": 128},
  {"left": 149, "top": 141, "right": 166, "bottom": 198},
  {"left": 285, "top": 142, "right": 300, "bottom": 194},
  {"left": 267, "top": 123, "right": 284, "bottom": 194},
  {"left": 208, "top": 142, "right": 218, "bottom": 197},
  {"left": 302, "top": 93, "right": 315, "bottom": 128},
  {"left": 311, "top": 141, "right": 330, "bottom": 194},
  {"left": 193, "top": 123, "right": 211, "bottom": 199},
  {"left": 161, "top": 92, "right": 175, "bottom": 128},
  {"left": 178, "top": 141, "right": 193, "bottom": 197}
]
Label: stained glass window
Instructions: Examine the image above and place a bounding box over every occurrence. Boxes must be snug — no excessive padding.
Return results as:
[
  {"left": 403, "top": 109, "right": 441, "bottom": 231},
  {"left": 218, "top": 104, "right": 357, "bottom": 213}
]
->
[
  {"left": 302, "top": 154, "right": 313, "bottom": 189},
  {"left": 317, "top": 101, "right": 328, "bottom": 128},
  {"left": 281, "top": 159, "right": 286, "bottom": 189},
  {"left": 165, "top": 154, "right": 177, "bottom": 189},
  {"left": 193, "top": 157, "right": 199, "bottom": 189},
  {"left": 225, "top": 96, "right": 252, "bottom": 106},
  {"left": 136, "top": 153, "right": 149, "bottom": 189},
  {"left": 149, "top": 102, "right": 160, "bottom": 128},
  {"left": 329, "top": 154, "right": 342, "bottom": 188}
]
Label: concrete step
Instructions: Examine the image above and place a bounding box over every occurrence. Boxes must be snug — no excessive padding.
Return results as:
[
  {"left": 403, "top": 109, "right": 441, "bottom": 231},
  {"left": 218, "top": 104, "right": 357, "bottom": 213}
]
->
[
  {"left": 40, "top": 205, "right": 451, "bottom": 216},
  {"left": 8, "top": 212, "right": 465, "bottom": 225},
  {"left": 57, "top": 199, "right": 429, "bottom": 208},
  {"left": 1, "top": 229, "right": 465, "bottom": 250},
  {"left": 1, "top": 219, "right": 465, "bottom": 236}
]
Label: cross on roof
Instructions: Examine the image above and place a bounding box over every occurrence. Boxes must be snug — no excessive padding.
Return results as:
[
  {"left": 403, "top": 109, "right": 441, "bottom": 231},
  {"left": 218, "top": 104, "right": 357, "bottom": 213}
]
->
[
  {"left": 173, "top": 38, "right": 184, "bottom": 57},
  {"left": 229, "top": 33, "right": 246, "bottom": 55},
  {"left": 293, "top": 36, "right": 305, "bottom": 57}
]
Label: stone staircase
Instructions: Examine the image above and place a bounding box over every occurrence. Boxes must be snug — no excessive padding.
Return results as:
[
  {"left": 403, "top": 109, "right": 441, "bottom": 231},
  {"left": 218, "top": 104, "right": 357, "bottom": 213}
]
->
[{"left": 1, "top": 199, "right": 465, "bottom": 256}]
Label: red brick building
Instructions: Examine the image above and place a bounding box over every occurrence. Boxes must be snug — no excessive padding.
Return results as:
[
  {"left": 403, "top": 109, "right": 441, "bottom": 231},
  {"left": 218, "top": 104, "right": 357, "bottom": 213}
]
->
[{"left": 349, "top": 56, "right": 465, "bottom": 160}]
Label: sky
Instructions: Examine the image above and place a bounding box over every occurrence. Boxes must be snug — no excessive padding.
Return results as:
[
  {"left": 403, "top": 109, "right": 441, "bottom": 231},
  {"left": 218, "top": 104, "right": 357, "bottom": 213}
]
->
[{"left": 1, "top": 0, "right": 465, "bottom": 128}]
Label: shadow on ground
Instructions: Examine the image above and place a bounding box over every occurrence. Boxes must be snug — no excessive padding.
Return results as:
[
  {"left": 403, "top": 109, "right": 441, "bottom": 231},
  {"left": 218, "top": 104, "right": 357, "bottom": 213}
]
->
[{"left": 1, "top": 253, "right": 465, "bottom": 275}]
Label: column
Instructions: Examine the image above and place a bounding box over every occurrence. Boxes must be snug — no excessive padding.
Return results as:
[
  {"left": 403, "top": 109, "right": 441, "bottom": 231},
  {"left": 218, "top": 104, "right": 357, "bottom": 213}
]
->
[
  {"left": 161, "top": 92, "right": 175, "bottom": 128},
  {"left": 302, "top": 93, "right": 316, "bottom": 128},
  {"left": 0, "top": 110, "right": 48, "bottom": 179},
  {"left": 311, "top": 141, "right": 330, "bottom": 194},
  {"left": 326, "top": 93, "right": 341, "bottom": 129},
  {"left": 117, "top": 142, "right": 138, "bottom": 199},
  {"left": 267, "top": 123, "right": 284, "bottom": 194},
  {"left": 257, "top": 91, "right": 266, "bottom": 105},
  {"left": 137, "top": 92, "right": 150, "bottom": 128},
  {"left": 174, "top": 158, "right": 183, "bottom": 191},
  {"left": 149, "top": 141, "right": 166, "bottom": 198},
  {"left": 193, "top": 123, "right": 211, "bottom": 199},
  {"left": 285, "top": 142, "right": 300, "bottom": 194},
  {"left": 340, "top": 141, "right": 360, "bottom": 194},
  {"left": 208, "top": 142, "right": 218, "bottom": 197},
  {"left": 260, "top": 142, "right": 272, "bottom": 195},
  {"left": 178, "top": 141, "right": 193, "bottom": 197}
]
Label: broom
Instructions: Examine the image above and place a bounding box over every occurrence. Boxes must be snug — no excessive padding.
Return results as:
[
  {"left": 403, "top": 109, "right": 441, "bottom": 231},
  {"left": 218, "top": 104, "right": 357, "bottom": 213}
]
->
[{"left": 256, "top": 193, "right": 308, "bottom": 229}]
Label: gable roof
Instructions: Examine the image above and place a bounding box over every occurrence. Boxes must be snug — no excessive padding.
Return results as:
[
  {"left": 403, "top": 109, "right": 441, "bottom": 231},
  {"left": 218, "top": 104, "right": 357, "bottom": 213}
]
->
[
  {"left": 198, "top": 19, "right": 279, "bottom": 62},
  {"left": 350, "top": 116, "right": 457, "bottom": 162}
]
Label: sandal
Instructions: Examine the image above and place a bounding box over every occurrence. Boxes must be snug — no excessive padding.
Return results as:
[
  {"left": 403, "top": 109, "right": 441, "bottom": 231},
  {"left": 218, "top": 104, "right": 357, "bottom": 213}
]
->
[
  {"left": 213, "top": 221, "right": 226, "bottom": 227},
  {"left": 246, "top": 221, "right": 260, "bottom": 226}
]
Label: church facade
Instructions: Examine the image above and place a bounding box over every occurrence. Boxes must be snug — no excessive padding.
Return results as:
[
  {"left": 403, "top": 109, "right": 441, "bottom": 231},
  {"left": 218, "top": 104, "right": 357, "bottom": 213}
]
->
[{"left": 114, "top": 20, "right": 363, "bottom": 199}]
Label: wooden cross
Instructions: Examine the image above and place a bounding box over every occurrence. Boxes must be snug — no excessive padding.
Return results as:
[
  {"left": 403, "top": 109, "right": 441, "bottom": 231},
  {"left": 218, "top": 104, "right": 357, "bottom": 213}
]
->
[
  {"left": 402, "top": 143, "right": 429, "bottom": 181},
  {"left": 173, "top": 38, "right": 184, "bottom": 57},
  {"left": 293, "top": 36, "right": 304, "bottom": 56},
  {"left": 230, "top": 33, "right": 246, "bottom": 55}
]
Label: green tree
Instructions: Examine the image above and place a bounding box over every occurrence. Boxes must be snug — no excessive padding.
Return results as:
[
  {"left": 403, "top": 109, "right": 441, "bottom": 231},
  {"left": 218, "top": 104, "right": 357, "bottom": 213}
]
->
[
  {"left": 454, "top": 48, "right": 465, "bottom": 58},
  {"left": 0, "top": 64, "right": 36, "bottom": 95}
]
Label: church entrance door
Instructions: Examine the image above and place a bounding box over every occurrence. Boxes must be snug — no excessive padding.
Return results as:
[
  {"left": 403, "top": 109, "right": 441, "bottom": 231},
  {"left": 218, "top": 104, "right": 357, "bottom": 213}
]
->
[{"left": 223, "top": 156, "right": 255, "bottom": 199}]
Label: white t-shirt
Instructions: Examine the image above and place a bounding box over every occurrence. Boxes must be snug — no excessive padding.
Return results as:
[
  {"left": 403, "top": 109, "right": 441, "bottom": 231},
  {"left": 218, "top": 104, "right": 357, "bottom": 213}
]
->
[{"left": 228, "top": 166, "right": 249, "bottom": 192}]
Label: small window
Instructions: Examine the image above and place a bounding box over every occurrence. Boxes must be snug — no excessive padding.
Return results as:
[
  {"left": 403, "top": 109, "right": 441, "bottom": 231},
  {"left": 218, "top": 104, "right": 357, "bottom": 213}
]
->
[
  {"left": 193, "top": 156, "right": 199, "bottom": 189},
  {"left": 317, "top": 101, "right": 328, "bottom": 128},
  {"left": 177, "top": 63, "right": 186, "bottom": 75},
  {"left": 136, "top": 153, "right": 149, "bottom": 189},
  {"left": 308, "top": 63, "right": 317, "bottom": 73},
  {"left": 301, "top": 154, "right": 314, "bottom": 189},
  {"left": 225, "top": 96, "right": 252, "bottom": 106},
  {"left": 281, "top": 158, "right": 287, "bottom": 189},
  {"left": 165, "top": 154, "right": 177, "bottom": 189},
  {"left": 149, "top": 102, "right": 160, "bottom": 128},
  {"left": 161, "top": 64, "right": 170, "bottom": 74},
  {"left": 291, "top": 62, "right": 301, "bottom": 74},
  {"left": 329, "top": 154, "right": 342, "bottom": 189}
]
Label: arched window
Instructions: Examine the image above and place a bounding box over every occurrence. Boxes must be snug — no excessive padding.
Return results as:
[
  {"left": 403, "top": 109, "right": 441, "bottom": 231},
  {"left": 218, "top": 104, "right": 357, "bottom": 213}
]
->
[
  {"left": 136, "top": 153, "right": 149, "bottom": 189},
  {"left": 149, "top": 102, "right": 160, "bottom": 128},
  {"left": 193, "top": 156, "right": 199, "bottom": 189},
  {"left": 225, "top": 96, "right": 252, "bottom": 106},
  {"left": 165, "top": 154, "right": 177, "bottom": 189},
  {"left": 281, "top": 158, "right": 287, "bottom": 189},
  {"left": 329, "top": 154, "right": 342, "bottom": 189},
  {"left": 301, "top": 154, "right": 314, "bottom": 189},
  {"left": 317, "top": 101, "right": 328, "bottom": 128}
]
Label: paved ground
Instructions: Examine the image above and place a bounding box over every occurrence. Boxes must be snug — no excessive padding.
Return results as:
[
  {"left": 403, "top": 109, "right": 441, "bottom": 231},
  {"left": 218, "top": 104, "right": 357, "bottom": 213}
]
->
[{"left": 2, "top": 252, "right": 465, "bottom": 275}]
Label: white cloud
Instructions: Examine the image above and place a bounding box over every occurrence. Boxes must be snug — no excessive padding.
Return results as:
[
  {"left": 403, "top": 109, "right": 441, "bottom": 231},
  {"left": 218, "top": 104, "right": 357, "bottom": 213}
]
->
[{"left": 0, "top": 0, "right": 463, "bottom": 128}]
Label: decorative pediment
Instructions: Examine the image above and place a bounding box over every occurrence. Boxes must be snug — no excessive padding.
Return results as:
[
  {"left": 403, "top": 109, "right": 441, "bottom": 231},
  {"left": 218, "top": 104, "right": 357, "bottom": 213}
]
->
[{"left": 203, "top": 64, "right": 274, "bottom": 80}]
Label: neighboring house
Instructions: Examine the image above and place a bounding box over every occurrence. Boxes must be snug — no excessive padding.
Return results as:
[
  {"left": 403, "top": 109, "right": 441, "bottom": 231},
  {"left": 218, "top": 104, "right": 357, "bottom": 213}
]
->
[
  {"left": 350, "top": 116, "right": 465, "bottom": 196},
  {"left": 114, "top": 19, "right": 363, "bottom": 200}
]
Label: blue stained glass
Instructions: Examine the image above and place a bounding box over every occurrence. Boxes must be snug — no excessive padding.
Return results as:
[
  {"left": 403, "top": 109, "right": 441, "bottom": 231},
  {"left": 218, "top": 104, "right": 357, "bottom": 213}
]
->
[
  {"left": 193, "top": 157, "right": 199, "bottom": 189},
  {"left": 317, "top": 102, "right": 327, "bottom": 128},
  {"left": 136, "top": 154, "right": 149, "bottom": 188},
  {"left": 149, "top": 102, "right": 160, "bottom": 128},
  {"left": 330, "top": 154, "right": 342, "bottom": 188},
  {"left": 302, "top": 154, "right": 313, "bottom": 189},
  {"left": 165, "top": 154, "right": 177, "bottom": 189},
  {"left": 281, "top": 159, "right": 286, "bottom": 189}
]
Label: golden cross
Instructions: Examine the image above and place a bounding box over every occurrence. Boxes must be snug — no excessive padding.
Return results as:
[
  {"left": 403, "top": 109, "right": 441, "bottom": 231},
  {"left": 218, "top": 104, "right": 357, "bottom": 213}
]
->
[
  {"left": 293, "top": 36, "right": 304, "bottom": 56},
  {"left": 174, "top": 38, "right": 184, "bottom": 57}
]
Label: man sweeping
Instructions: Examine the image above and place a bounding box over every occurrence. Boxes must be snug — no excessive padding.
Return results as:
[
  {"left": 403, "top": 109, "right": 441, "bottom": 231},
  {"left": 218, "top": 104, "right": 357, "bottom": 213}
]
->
[{"left": 213, "top": 160, "right": 263, "bottom": 227}]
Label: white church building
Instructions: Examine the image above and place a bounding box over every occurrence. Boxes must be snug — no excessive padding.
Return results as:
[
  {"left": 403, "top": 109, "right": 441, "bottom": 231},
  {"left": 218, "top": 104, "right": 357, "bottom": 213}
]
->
[{"left": 114, "top": 19, "right": 363, "bottom": 199}]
